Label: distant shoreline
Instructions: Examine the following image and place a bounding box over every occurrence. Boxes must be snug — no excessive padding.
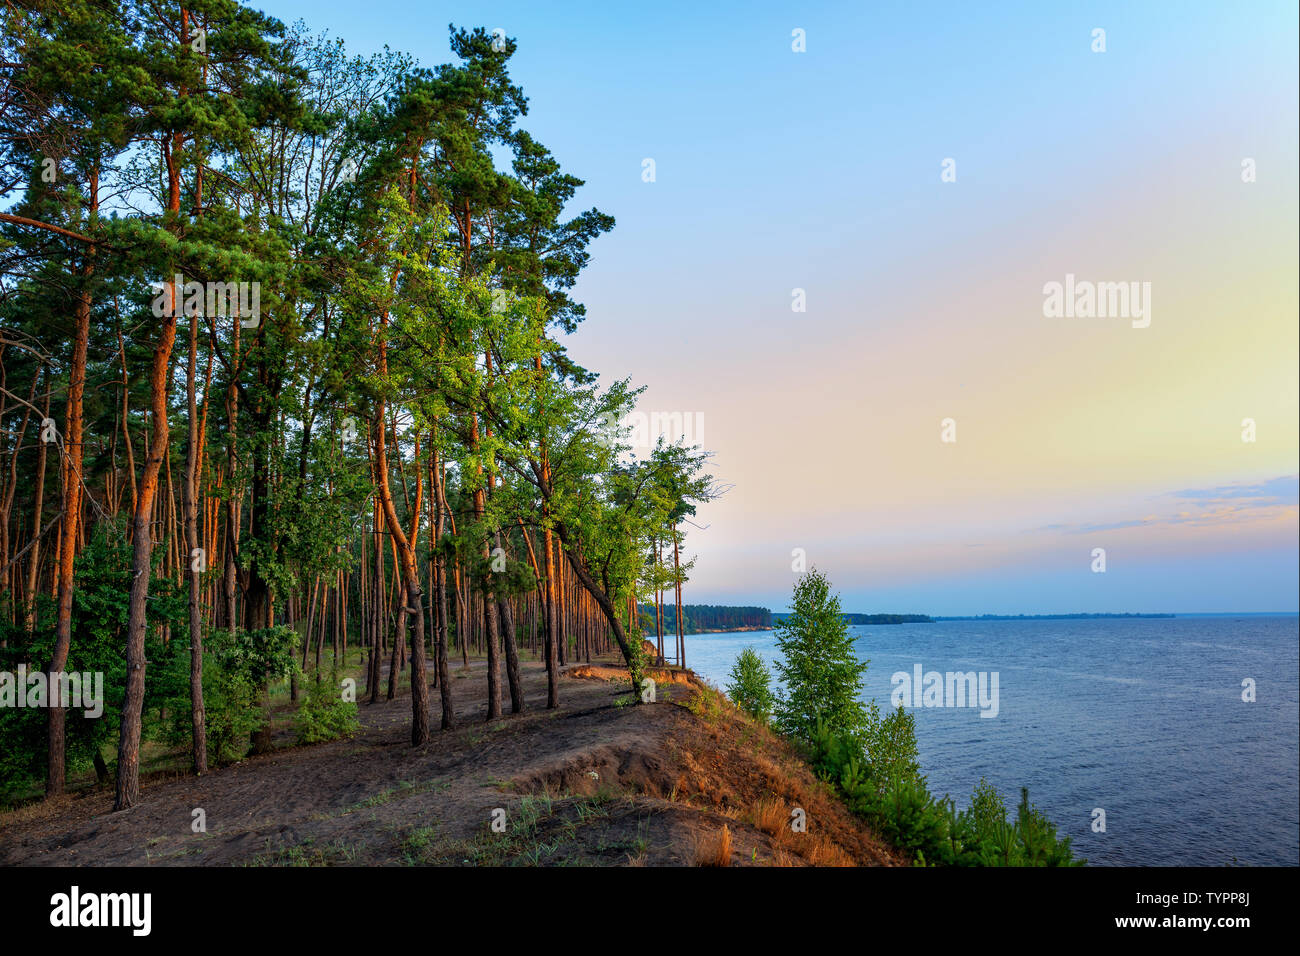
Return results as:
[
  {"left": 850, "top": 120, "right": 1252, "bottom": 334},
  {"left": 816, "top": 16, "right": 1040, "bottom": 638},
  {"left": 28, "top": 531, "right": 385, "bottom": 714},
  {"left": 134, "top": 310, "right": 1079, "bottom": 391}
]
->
[
  {"left": 933, "top": 613, "right": 1176, "bottom": 621},
  {"left": 673, "top": 609, "right": 1298, "bottom": 635}
]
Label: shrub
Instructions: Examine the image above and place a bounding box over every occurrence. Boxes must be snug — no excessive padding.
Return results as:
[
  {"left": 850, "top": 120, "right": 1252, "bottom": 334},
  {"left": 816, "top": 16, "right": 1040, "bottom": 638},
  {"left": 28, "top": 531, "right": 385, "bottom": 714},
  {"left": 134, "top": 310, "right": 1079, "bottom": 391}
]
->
[
  {"left": 761, "top": 568, "right": 1079, "bottom": 867},
  {"left": 807, "top": 714, "right": 1081, "bottom": 867},
  {"left": 294, "top": 672, "right": 360, "bottom": 744},
  {"left": 874, "top": 773, "right": 950, "bottom": 858},
  {"left": 725, "top": 647, "right": 775, "bottom": 721},
  {"left": 684, "top": 681, "right": 727, "bottom": 723},
  {"left": 867, "top": 703, "right": 922, "bottom": 788},
  {"left": 167, "top": 651, "right": 260, "bottom": 765},
  {"left": 968, "top": 777, "right": 1006, "bottom": 832},
  {"left": 626, "top": 632, "right": 648, "bottom": 702},
  {"left": 166, "top": 625, "right": 297, "bottom": 765},
  {"left": 1014, "top": 787, "right": 1079, "bottom": 866},
  {"left": 0, "top": 525, "right": 187, "bottom": 800}
]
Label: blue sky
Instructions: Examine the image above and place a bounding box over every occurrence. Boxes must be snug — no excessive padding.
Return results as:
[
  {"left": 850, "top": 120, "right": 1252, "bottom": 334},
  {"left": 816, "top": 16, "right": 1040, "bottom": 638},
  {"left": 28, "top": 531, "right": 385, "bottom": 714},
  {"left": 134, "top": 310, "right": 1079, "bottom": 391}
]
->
[{"left": 258, "top": 0, "right": 1299, "bottom": 614}]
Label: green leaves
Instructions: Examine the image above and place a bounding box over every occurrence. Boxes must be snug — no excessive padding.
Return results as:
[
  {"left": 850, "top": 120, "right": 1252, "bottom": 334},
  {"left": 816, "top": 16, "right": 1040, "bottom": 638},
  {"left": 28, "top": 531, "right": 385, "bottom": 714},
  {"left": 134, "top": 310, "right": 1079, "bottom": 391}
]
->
[
  {"left": 725, "top": 646, "right": 775, "bottom": 722},
  {"left": 806, "top": 693, "right": 1083, "bottom": 865},
  {"left": 772, "top": 567, "right": 872, "bottom": 745},
  {"left": 294, "top": 669, "right": 359, "bottom": 745}
]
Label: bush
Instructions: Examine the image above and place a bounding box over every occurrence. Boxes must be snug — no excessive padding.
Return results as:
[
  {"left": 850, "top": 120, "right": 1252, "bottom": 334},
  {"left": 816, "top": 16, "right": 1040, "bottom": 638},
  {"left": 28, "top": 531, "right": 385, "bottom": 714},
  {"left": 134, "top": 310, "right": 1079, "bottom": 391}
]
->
[
  {"left": 771, "top": 568, "right": 871, "bottom": 745},
  {"left": 866, "top": 703, "right": 922, "bottom": 787},
  {"left": 166, "top": 625, "right": 297, "bottom": 765},
  {"left": 875, "top": 773, "right": 950, "bottom": 857},
  {"left": 1014, "top": 787, "right": 1079, "bottom": 866},
  {"left": 808, "top": 716, "right": 1081, "bottom": 867},
  {"left": 294, "top": 672, "right": 360, "bottom": 744},
  {"left": 777, "top": 567, "right": 1080, "bottom": 867},
  {"left": 167, "top": 649, "right": 260, "bottom": 765},
  {"left": 0, "top": 525, "right": 187, "bottom": 801},
  {"left": 725, "top": 647, "right": 775, "bottom": 721}
]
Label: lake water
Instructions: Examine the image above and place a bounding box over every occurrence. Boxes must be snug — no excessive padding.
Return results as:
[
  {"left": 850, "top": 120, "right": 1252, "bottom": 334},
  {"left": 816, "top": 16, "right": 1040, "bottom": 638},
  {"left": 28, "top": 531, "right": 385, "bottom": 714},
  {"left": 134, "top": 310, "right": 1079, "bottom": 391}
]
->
[{"left": 680, "top": 615, "right": 1299, "bottom": 866}]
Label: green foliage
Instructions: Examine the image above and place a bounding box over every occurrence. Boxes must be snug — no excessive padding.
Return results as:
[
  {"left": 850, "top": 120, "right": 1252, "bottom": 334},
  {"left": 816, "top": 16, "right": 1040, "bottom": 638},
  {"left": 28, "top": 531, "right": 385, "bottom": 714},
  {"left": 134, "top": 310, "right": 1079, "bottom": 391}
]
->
[
  {"left": 684, "top": 681, "right": 727, "bottom": 723},
  {"left": 0, "top": 0, "right": 708, "bottom": 797},
  {"left": 766, "top": 568, "right": 1047, "bottom": 864},
  {"left": 230, "top": 625, "right": 299, "bottom": 688},
  {"left": 166, "top": 625, "right": 298, "bottom": 765},
  {"left": 641, "top": 604, "right": 771, "bottom": 633},
  {"left": 167, "top": 652, "right": 260, "bottom": 766},
  {"left": 866, "top": 703, "right": 922, "bottom": 788},
  {"left": 771, "top": 568, "right": 871, "bottom": 745},
  {"left": 968, "top": 776, "right": 1007, "bottom": 832},
  {"left": 625, "top": 630, "right": 648, "bottom": 701},
  {"left": 294, "top": 672, "right": 360, "bottom": 745},
  {"left": 725, "top": 647, "right": 775, "bottom": 721},
  {"left": 808, "top": 716, "right": 1082, "bottom": 867},
  {"left": 1014, "top": 787, "right": 1080, "bottom": 866},
  {"left": 873, "top": 773, "right": 950, "bottom": 857},
  {"left": 0, "top": 525, "right": 186, "bottom": 800}
]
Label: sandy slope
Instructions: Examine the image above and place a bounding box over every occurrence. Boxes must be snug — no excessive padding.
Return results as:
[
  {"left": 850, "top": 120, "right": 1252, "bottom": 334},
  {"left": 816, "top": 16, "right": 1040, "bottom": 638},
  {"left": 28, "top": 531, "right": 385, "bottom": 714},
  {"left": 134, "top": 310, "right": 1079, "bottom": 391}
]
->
[{"left": 0, "top": 659, "right": 900, "bottom": 867}]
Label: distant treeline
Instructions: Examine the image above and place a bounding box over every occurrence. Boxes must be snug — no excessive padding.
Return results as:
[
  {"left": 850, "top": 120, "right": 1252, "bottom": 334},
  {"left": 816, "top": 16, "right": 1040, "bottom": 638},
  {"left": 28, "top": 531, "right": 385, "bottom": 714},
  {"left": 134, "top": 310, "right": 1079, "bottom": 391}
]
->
[
  {"left": 773, "top": 612, "right": 933, "bottom": 626},
  {"left": 639, "top": 605, "right": 938, "bottom": 633},
  {"left": 933, "top": 613, "right": 1176, "bottom": 621},
  {"left": 639, "top": 604, "right": 772, "bottom": 632}
]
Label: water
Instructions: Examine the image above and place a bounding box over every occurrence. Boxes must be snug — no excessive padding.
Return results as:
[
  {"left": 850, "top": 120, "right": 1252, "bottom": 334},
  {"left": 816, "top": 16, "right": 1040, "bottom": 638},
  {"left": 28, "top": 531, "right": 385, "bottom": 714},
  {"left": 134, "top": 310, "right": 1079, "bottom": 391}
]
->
[{"left": 681, "top": 616, "right": 1300, "bottom": 866}]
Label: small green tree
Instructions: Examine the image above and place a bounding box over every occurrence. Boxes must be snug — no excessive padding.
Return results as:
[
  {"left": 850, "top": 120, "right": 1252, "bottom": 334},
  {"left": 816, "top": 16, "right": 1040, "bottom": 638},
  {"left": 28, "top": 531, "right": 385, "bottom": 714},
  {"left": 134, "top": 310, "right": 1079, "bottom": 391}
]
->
[
  {"left": 868, "top": 703, "right": 923, "bottom": 787},
  {"left": 772, "top": 568, "right": 870, "bottom": 745},
  {"left": 726, "top": 647, "right": 775, "bottom": 721},
  {"left": 294, "top": 670, "right": 360, "bottom": 745},
  {"left": 968, "top": 777, "right": 1007, "bottom": 832}
]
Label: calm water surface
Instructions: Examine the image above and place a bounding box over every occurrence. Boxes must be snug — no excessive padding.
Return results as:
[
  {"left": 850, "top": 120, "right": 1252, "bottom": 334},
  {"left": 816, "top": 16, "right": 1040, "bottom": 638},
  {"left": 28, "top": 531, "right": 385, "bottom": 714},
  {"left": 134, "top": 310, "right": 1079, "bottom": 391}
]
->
[{"left": 680, "top": 616, "right": 1299, "bottom": 866}]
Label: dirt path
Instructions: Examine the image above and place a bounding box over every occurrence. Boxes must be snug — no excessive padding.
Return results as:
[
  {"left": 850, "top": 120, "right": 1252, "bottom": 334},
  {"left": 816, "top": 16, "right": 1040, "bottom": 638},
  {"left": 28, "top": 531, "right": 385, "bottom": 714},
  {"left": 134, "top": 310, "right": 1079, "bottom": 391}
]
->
[{"left": 0, "top": 659, "right": 900, "bottom": 867}]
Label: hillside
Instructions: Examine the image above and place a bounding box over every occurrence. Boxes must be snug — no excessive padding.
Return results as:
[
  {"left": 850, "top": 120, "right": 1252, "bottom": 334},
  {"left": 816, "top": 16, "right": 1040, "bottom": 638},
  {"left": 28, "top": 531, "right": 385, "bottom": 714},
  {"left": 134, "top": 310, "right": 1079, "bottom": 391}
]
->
[{"left": 0, "top": 658, "right": 900, "bottom": 867}]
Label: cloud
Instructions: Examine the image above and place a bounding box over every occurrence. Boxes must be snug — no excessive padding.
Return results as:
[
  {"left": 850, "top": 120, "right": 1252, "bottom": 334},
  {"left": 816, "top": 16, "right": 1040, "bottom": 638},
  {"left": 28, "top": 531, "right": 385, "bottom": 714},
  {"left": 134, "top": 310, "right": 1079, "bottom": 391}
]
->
[
  {"left": 1166, "top": 475, "right": 1299, "bottom": 506},
  {"left": 1030, "top": 476, "right": 1299, "bottom": 535}
]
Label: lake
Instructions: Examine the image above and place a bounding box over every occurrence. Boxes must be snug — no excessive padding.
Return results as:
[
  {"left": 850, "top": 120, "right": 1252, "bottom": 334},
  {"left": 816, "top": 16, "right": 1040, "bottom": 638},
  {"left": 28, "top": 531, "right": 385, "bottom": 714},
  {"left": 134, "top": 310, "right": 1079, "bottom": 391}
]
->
[{"left": 679, "top": 615, "right": 1300, "bottom": 866}]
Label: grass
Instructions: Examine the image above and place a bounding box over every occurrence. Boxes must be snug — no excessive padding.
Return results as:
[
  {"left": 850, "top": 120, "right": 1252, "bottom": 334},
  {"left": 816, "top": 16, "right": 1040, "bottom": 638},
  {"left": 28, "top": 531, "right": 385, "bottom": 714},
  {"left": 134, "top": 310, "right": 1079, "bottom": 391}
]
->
[
  {"left": 749, "top": 797, "right": 789, "bottom": 840},
  {"left": 453, "top": 793, "right": 559, "bottom": 866},
  {"left": 319, "top": 775, "right": 448, "bottom": 821},
  {"left": 399, "top": 788, "right": 654, "bottom": 867},
  {"left": 667, "top": 681, "right": 887, "bottom": 867},
  {"left": 399, "top": 824, "right": 440, "bottom": 864},
  {"left": 351, "top": 779, "right": 417, "bottom": 810},
  {"left": 628, "top": 819, "right": 651, "bottom": 865},
  {"left": 597, "top": 817, "right": 651, "bottom": 865},
  {"left": 693, "top": 824, "right": 732, "bottom": 867},
  {"left": 573, "top": 794, "right": 613, "bottom": 824},
  {"left": 683, "top": 682, "right": 729, "bottom": 724},
  {"left": 245, "top": 836, "right": 360, "bottom": 867}
]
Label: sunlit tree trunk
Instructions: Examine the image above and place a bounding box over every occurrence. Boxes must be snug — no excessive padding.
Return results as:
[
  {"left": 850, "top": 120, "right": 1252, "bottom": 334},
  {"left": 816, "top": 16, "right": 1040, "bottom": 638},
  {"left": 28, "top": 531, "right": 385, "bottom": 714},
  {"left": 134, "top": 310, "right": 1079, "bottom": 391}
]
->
[
  {"left": 184, "top": 309, "right": 207, "bottom": 774},
  {"left": 115, "top": 300, "right": 177, "bottom": 810}
]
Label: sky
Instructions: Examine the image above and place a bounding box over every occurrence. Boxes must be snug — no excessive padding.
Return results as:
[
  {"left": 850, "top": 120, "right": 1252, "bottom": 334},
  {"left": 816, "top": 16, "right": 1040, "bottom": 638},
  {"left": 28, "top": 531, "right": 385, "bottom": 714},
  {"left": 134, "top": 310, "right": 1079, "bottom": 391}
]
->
[{"left": 262, "top": 0, "right": 1299, "bottom": 614}]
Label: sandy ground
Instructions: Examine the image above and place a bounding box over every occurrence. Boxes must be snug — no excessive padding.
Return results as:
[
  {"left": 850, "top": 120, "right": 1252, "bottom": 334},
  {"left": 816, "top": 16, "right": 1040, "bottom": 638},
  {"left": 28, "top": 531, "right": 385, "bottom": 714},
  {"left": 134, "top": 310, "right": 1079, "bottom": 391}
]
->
[{"left": 0, "top": 657, "right": 901, "bottom": 867}]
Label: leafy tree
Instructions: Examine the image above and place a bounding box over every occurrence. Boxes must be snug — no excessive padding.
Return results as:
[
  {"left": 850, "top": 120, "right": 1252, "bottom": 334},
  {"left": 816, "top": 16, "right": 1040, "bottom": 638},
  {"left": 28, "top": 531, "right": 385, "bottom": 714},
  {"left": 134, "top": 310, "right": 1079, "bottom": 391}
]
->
[
  {"left": 1, "top": 3, "right": 707, "bottom": 811},
  {"left": 725, "top": 646, "right": 774, "bottom": 722},
  {"left": 771, "top": 568, "right": 871, "bottom": 745},
  {"left": 868, "top": 702, "right": 922, "bottom": 788}
]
